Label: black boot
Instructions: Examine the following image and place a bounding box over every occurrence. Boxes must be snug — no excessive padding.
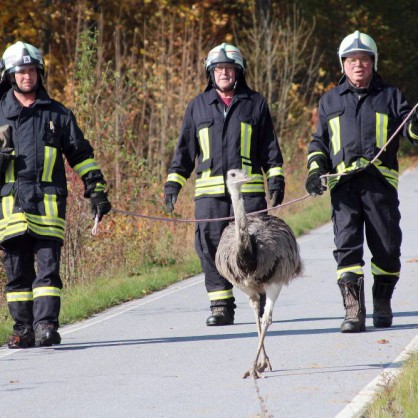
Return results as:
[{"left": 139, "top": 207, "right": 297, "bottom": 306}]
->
[
  {"left": 206, "top": 306, "right": 234, "bottom": 326},
  {"left": 338, "top": 272, "right": 366, "bottom": 333},
  {"left": 373, "top": 275, "right": 399, "bottom": 328},
  {"left": 8, "top": 327, "right": 35, "bottom": 349},
  {"left": 35, "top": 323, "right": 61, "bottom": 347}
]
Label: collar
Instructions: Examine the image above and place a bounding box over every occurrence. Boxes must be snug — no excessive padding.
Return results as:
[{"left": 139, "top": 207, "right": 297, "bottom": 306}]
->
[
  {"left": 336, "top": 74, "right": 385, "bottom": 96},
  {"left": 1, "top": 88, "right": 51, "bottom": 118},
  {"left": 205, "top": 86, "right": 251, "bottom": 105}
]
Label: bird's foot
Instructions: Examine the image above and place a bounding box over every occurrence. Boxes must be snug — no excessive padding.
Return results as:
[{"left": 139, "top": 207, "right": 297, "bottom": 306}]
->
[
  {"left": 243, "top": 367, "right": 265, "bottom": 379},
  {"left": 257, "top": 359, "right": 272, "bottom": 373},
  {"left": 257, "top": 353, "right": 272, "bottom": 373}
]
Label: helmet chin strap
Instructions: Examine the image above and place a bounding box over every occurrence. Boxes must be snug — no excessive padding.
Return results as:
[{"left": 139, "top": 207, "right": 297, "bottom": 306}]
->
[{"left": 8, "top": 71, "right": 40, "bottom": 94}]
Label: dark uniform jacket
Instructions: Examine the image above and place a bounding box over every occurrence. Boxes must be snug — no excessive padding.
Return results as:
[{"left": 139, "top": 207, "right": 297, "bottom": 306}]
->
[
  {"left": 0, "top": 88, "right": 104, "bottom": 244},
  {"left": 308, "top": 75, "right": 417, "bottom": 190},
  {"left": 165, "top": 86, "right": 284, "bottom": 198}
]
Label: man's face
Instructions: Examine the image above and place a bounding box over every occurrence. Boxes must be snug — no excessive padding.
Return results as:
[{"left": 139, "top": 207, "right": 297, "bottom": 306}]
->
[
  {"left": 14, "top": 65, "right": 38, "bottom": 93},
  {"left": 343, "top": 53, "right": 373, "bottom": 88},
  {"left": 213, "top": 64, "right": 236, "bottom": 92}
]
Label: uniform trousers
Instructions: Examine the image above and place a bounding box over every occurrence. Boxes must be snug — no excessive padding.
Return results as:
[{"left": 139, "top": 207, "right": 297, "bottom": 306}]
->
[
  {"left": 2, "top": 233, "right": 62, "bottom": 330},
  {"left": 331, "top": 171, "right": 402, "bottom": 276}
]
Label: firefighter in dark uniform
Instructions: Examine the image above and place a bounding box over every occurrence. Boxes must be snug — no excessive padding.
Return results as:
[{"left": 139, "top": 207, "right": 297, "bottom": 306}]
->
[
  {"left": 306, "top": 31, "right": 418, "bottom": 333},
  {"left": 164, "top": 43, "right": 285, "bottom": 326},
  {"left": 0, "top": 41, "right": 111, "bottom": 348}
]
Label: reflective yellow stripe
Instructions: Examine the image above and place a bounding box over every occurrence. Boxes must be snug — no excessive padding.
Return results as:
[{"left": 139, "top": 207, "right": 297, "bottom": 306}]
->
[
  {"left": 73, "top": 158, "right": 100, "bottom": 177},
  {"left": 208, "top": 289, "right": 234, "bottom": 301},
  {"left": 167, "top": 173, "right": 187, "bottom": 187},
  {"left": 371, "top": 263, "right": 400, "bottom": 276},
  {"left": 25, "top": 213, "right": 65, "bottom": 228},
  {"left": 241, "top": 122, "right": 252, "bottom": 176},
  {"left": 42, "top": 146, "right": 57, "bottom": 182},
  {"left": 33, "top": 287, "right": 61, "bottom": 298},
  {"left": 375, "top": 113, "right": 388, "bottom": 149},
  {"left": 199, "top": 127, "right": 210, "bottom": 162},
  {"left": 329, "top": 116, "right": 341, "bottom": 155},
  {"left": 241, "top": 183, "right": 265, "bottom": 193},
  {"left": 266, "top": 167, "right": 284, "bottom": 178},
  {"left": 337, "top": 265, "right": 364, "bottom": 280},
  {"left": 4, "top": 150, "right": 16, "bottom": 183},
  {"left": 408, "top": 122, "right": 418, "bottom": 140},
  {"left": 43, "top": 194, "right": 58, "bottom": 217},
  {"left": 0, "top": 212, "right": 27, "bottom": 241},
  {"left": 6, "top": 291, "right": 33, "bottom": 302},
  {"left": 25, "top": 213, "right": 65, "bottom": 240},
  {"left": 27, "top": 223, "right": 65, "bottom": 240},
  {"left": 94, "top": 183, "right": 105, "bottom": 193},
  {"left": 2, "top": 195, "right": 14, "bottom": 218}
]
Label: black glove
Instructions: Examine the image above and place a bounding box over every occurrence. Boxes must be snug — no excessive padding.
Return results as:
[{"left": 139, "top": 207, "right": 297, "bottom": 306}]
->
[
  {"left": 0, "top": 147, "right": 15, "bottom": 173},
  {"left": 305, "top": 155, "right": 328, "bottom": 196},
  {"left": 269, "top": 180, "right": 285, "bottom": 207},
  {"left": 90, "top": 192, "right": 111, "bottom": 221},
  {"left": 164, "top": 193, "right": 178, "bottom": 213}
]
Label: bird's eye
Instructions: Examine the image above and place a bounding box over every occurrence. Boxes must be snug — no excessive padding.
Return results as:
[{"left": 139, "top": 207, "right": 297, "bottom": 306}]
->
[{"left": 231, "top": 173, "right": 235, "bottom": 177}]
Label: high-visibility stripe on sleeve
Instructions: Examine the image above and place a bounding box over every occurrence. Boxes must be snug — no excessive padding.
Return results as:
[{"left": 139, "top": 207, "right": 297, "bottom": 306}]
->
[
  {"left": 266, "top": 167, "right": 284, "bottom": 178},
  {"left": 167, "top": 173, "right": 187, "bottom": 187},
  {"left": 73, "top": 159, "right": 100, "bottom": 177}
]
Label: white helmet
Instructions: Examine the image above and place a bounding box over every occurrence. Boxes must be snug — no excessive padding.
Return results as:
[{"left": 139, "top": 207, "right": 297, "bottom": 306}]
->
[
  {"left": 2, "top": 41, "right": 44, "bottom": 78},
  {"left": 338, "top": 30, "right": 378, "bottom": 72},
  {"left": 205, "top": 43, "right": 245, "bottom": 73}
]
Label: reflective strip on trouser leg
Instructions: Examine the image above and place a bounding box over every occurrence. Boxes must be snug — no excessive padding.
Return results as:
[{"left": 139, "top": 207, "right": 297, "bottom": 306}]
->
[
  {"left": 6, "top": 291, "right": 34, "bottom": 327},
  {"left": 337, "top": 265, "right": 364, "bottom": 280},
  {"left": 208, "top": 289, "right": 234, "bottom": 301}
]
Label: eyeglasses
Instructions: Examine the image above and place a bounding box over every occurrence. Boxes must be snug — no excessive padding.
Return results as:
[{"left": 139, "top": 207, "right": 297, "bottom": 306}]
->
[
  {"left": 345, "top": 57, "right": 372, "bottom": 67},
  {"left": 213, "top": 65, "right": 236, "bottom": 73}
]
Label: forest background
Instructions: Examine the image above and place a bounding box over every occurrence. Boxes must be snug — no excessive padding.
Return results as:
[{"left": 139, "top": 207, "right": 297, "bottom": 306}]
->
[{"left": 0, "top": 0, "right": 418, "bottom": 306}]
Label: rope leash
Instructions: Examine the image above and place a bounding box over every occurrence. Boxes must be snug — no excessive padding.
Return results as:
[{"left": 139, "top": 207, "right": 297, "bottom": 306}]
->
[
  {"left": 91, "top": 103, "right": 417, "bottom": 231},
  {"left": 107, "top": 193, "right": 311, "bottom": 225}
]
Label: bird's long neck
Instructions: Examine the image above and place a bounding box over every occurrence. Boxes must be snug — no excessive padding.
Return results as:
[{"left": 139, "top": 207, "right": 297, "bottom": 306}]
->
[{"left": 230, "top": 186, "right": 252, "bottom": 255}]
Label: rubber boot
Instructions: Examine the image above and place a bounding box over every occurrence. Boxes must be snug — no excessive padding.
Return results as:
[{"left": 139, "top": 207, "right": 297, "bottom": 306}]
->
[
  {"left": 35, "top": 323, "right": 61, "bottom": 347},
  {"left": 206, "top": 306, "right": 235, "bottom": 326},
  {"left": 8, "top": 327, "right": 35, "bottom": 349},
  {"left": 338, "top": 272, "right": 366, "bottom": 333},
  {"left": 372, "top": 275, "right": 399, "bottom": 328}
]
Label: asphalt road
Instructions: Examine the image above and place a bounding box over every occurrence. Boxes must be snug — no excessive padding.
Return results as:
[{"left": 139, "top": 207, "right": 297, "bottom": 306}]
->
[{"left": 1, "top": 167, "right": 418, "bottom": 418}]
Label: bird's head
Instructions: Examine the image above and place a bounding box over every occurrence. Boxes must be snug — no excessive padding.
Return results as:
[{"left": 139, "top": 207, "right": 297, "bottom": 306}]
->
[{"left": 226, "top": 169, "right": 252, "bottom": 191}]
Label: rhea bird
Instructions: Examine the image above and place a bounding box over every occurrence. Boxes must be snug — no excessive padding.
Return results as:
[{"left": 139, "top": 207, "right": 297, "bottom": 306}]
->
[{"left": 215, "top": 169, "right": 303, "bottom": 379}]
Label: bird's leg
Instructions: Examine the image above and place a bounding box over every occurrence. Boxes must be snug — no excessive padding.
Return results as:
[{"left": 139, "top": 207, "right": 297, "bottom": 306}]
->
[{"left": 243, "top": 296, "right": 271, "bottom": 379}]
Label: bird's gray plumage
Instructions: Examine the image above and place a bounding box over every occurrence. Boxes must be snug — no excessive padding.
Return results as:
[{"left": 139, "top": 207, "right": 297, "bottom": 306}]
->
[{"left": 215, "top": 169, "right": 303, "bottom": 378}]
